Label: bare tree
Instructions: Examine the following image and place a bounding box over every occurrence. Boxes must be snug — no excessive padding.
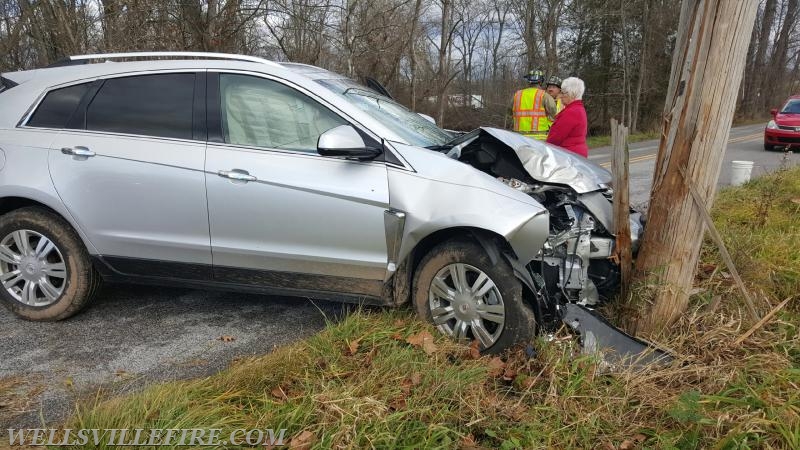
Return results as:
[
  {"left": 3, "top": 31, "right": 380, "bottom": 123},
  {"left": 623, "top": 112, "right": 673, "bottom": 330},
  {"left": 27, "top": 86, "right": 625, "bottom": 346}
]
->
[
  {"left": 265, "top": 0, "right": 333, "bottom": 64},
  {"left": 434, "top": 0, "right": 457, "bottom": 124},
  {"left": 452, "top": 0, "right": 489, "bottom": 103}
]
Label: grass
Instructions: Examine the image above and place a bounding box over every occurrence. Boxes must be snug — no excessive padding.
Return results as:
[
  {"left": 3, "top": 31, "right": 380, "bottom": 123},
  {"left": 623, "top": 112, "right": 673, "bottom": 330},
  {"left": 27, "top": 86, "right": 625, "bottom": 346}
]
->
[
  {"left": 586, "top": 130, "right": 660, "bottom": 149},
  {"left": 58, "top": 168, "right": 800, "bottom": 449}
]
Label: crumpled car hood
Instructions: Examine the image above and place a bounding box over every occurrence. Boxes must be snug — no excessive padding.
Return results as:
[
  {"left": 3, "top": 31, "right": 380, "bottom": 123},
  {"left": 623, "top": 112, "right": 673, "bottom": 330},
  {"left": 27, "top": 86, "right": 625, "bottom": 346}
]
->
[{"left": 447, "top": 127, "right": 612, "bottom": 194}]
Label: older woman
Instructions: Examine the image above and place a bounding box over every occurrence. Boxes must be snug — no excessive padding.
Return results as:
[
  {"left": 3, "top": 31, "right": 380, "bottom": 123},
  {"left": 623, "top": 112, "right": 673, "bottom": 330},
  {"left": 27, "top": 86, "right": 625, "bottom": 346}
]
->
[{"left": 546, "top": 77, "right": 588, "bottom": 157}]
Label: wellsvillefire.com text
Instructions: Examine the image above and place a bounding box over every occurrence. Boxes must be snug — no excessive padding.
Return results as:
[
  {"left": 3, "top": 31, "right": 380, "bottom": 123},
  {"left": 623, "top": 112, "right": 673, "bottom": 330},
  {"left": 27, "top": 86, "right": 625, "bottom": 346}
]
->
[{"left": 7, "top": 428, "right": 288, "bottom": 446}]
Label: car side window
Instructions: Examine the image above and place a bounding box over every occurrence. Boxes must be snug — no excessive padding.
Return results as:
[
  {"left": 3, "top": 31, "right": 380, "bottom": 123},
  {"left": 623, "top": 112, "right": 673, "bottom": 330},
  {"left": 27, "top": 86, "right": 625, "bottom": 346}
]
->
[
  {"left": 86, "top": 73, "right": 194, "bottom": 140},
  {"left": 220, "top": 74, "right": 347, "bottom": 153},
  {"left": 27, "top": 83, "right": 91, "bottom": 129}
]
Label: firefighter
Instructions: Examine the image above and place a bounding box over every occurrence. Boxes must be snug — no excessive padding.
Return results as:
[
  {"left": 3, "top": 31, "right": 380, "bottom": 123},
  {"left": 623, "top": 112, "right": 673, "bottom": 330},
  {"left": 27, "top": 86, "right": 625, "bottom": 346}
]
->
[
  {"left": 545, "top": 75, "right": 564, "bottom": 114},
  {"left": 511, "top": 69, "right": 558, "bottom": 140}
]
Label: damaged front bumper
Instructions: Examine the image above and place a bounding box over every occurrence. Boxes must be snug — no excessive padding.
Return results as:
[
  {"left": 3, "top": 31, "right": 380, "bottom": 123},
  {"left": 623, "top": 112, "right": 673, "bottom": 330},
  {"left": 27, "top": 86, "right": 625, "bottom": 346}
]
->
[{"left": 561, "top": 303, "right": 673, "bottom": 368}]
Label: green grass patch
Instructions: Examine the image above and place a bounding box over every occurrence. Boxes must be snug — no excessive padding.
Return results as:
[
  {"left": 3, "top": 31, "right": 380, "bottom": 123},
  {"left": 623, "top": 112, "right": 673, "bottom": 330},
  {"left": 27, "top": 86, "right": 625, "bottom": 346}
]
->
[
  {"left": 62, "top": 168, "right": 800, "bottom": 449},
  {"left": 586, "top": 130, "right": 660, "bottom": 149},
  {"left": 704, "top": 164, "right": 800, "bottom": 301}
]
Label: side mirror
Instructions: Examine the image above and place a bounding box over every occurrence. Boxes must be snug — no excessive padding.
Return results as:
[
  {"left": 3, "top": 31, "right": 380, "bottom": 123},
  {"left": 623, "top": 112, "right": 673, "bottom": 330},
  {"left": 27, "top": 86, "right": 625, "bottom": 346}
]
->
[
  {"left": 771, "top": 108, "right": 778, "bottom": 116},
  {"left": 418, "top": 113, "right": 436, "bottom": 125},
  {"left": 317, "top": 125, "right": 382, "bottom": 159}
]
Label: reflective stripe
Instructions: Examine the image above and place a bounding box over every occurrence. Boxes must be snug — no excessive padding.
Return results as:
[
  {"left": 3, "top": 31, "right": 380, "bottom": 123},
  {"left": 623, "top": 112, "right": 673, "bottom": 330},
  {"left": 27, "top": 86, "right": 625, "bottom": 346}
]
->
[
  {"left": 513, "top": 90, "right": 522, "bottom": 130},
  {"left": 514, "top": 111, "right": 547, "bottom": 117},
  {"left": 512, "top": 87, "right": 550, "bottom": 135}
]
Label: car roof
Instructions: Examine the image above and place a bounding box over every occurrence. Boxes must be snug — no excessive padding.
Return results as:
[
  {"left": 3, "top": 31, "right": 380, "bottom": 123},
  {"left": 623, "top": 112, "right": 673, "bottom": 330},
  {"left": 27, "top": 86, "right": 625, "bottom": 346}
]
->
[
  {"left": 2, "top": 58, "right": 336, "bottom": 88},
  {"left": 0, "top": 55, "right": 350, "bottom": 129}
]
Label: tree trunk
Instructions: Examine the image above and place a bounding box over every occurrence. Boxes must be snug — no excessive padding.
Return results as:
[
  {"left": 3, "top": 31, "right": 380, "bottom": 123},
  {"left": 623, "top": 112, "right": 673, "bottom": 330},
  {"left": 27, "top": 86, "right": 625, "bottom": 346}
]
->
[
  {"left": 634, "top": 0, "right": 758, "bottom": 333},
  {"left": 768, "top": 0, "right": 799, "bottom": 106},
  {"left": 598, "top": 20, "right": 613, "bottom": 130},
  {"left": 750, "top": 0, "right": 777, "bottom": 113},
  {"left": 632, "top": 0, "right": 649, "bottom": 133},
  {"left": 408, "top": 0, "right": 423, "bottom": 111},
  {"left": 522, "top": 0, "right": 538, "bottom": 70},
  {"left": 437, "top": 0, "right": 452, "bottom": 126}
]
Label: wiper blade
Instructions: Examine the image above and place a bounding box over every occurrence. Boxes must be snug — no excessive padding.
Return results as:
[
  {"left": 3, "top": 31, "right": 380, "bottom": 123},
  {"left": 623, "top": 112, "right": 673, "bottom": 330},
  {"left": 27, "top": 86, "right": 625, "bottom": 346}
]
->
[{"left": 424, "top": 144, "right": 454, "bottom": 151}]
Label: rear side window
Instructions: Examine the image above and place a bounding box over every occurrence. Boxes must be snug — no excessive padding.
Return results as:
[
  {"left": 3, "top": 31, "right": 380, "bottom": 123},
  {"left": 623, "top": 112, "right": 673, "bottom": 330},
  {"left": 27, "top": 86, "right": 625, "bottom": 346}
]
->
[
  {"left": 27, "top": 83, "right": 90, "bottom": 128},
  {"left": 87, "top": 73, "right": 194, "bottom": 140},
  {"left": 0, "top": 75, "right": 17, "bottom": 94}
]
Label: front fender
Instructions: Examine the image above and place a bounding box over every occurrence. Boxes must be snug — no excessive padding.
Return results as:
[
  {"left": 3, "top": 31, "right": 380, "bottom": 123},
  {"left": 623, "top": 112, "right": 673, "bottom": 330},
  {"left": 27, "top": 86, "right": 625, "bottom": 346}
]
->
[{"left": 387, "top": 164, "right": 549, "bottom": 265}]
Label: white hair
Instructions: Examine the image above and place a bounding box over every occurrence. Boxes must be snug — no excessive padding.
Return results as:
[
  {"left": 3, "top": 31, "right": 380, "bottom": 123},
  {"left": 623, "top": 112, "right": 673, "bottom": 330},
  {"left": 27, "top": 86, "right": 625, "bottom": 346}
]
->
[{"left": 561, "top": 77, "right": 585, "bottom": 100}]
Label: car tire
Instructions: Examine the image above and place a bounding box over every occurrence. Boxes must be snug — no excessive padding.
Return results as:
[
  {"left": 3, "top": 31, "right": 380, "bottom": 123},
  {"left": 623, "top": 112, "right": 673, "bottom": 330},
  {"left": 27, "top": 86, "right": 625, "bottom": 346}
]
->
[
  {"left": 0, "top": 207, "right": 100, "bottom": 320},
  {"left": 764, "top": 143, "right": 774, "bottom": 151},
  {"left": 412, "top": 239, "right": 537, "bottom": 354}
]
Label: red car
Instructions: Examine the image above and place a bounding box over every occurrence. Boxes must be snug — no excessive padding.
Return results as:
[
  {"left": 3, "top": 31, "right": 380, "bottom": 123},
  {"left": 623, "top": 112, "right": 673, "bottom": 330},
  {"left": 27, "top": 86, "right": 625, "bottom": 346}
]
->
[{"left": 765, "top": 95, "right": 800, "bottom": 150}]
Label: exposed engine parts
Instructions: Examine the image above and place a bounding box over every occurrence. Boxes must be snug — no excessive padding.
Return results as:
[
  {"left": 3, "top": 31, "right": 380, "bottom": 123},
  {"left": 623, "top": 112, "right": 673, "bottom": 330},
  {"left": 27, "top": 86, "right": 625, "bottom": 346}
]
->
[
  {"left": 497, "top": 177, "right": 621, "bottom": 307},
  {"left": 445, "top": 128, "right": 642, "bottom": 315}
]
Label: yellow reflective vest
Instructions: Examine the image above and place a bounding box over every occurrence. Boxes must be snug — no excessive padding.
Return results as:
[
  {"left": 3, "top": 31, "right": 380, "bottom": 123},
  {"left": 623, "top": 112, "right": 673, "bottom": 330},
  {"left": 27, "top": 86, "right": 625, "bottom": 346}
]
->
[{"left": 512, "top": 87, "right": 551, "bottom": 140}]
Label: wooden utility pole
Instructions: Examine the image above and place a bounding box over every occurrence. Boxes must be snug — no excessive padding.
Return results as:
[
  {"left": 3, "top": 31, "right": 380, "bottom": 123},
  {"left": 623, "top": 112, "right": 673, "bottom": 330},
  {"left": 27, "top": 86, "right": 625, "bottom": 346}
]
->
[
  {"left": 611, "top": 119, "right": 632, "bottom": 304},
  {"left": 633, "top": 0, "right": 758, "bottom": 333}
]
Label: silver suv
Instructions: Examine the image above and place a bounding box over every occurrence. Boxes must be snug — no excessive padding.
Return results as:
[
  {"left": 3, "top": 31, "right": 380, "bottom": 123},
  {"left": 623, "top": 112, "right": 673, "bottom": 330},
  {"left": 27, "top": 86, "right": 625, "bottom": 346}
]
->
[{"left": 0, "top": 53, "right": 633, "bottom": 354}]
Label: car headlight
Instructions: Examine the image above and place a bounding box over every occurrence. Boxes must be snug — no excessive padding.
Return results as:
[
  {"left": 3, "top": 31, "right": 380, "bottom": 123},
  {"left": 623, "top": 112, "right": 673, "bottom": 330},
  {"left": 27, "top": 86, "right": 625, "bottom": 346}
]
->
[{"left": 766, "top": 120, "right": 778, "bottom": 129}]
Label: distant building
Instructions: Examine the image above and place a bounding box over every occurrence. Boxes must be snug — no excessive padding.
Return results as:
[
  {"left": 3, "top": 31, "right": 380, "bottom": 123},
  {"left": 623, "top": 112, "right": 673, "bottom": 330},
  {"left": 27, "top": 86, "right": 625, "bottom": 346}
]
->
[{"left": 425, "top": 94, "right": 485, "bottom": 109}]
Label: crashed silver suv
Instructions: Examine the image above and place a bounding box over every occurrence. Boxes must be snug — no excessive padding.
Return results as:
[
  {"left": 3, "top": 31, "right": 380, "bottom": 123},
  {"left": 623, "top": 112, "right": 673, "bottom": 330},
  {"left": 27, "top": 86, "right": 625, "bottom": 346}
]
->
[{"left": 0, "top": 52, "right": 641, "bottom": 353}]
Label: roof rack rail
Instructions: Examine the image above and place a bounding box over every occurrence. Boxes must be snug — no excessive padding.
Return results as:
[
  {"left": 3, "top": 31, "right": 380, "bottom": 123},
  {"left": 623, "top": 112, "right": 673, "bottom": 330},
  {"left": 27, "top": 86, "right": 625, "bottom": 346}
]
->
[{"left": 47, "top": 52, "right": 282, "bottom": 68}]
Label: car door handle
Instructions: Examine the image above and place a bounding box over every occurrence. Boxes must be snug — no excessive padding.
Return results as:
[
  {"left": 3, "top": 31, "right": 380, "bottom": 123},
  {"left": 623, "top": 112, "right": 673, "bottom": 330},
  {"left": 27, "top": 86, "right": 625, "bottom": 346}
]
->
[
  {"left": 61, "top": 146, "right": 95, "bottom": 157},
  {"left": 218, "top": 169, "right": 257, "bottom": 182}
]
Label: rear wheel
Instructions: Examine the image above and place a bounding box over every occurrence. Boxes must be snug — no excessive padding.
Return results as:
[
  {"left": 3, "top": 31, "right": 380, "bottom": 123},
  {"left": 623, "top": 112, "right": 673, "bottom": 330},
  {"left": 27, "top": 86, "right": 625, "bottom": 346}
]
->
[
  {"left": 764, "top": 143, "right": 775, "bottom": 151},
  {"left": 0, "top": 207, "right": 100, "bottom": 320},
  {"left": 412, "top": 239, "right": 537, "bottom": 354}
]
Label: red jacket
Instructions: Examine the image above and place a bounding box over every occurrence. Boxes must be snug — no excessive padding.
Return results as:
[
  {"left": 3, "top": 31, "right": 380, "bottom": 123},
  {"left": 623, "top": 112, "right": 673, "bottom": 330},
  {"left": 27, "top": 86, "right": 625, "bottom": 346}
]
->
[{"left": 546, "top": 100, "right": 588, "bottom": 157}]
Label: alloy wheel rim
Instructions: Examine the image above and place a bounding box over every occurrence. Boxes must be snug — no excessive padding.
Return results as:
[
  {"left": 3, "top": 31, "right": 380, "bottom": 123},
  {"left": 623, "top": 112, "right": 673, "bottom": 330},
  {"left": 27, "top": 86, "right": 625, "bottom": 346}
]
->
[
  {"left": 428, "top": 263, "right": 505, "bottom": 348},
  {"left": 0, "top": 229, "right": 67, "bottom": 307}
]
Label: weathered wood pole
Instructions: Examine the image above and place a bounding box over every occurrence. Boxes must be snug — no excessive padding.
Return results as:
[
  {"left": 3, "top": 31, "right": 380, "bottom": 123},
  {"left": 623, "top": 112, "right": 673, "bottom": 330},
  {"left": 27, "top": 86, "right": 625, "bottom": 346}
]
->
[
  {"left": 634, "top": 0, "right": 759, "bottom": 333},
  {"left": 610, "top": 119, "right": 632, "bottom": 304}
]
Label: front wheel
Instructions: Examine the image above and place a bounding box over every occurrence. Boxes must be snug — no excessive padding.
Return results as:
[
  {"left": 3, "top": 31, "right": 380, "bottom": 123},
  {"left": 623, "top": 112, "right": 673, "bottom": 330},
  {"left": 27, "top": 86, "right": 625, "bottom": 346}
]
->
[
  {"left": 412, "top": 239, "right": 537, "bottom": 354},
  {"left": 764, "top": 143, "right": 775, "bottom": 151}
]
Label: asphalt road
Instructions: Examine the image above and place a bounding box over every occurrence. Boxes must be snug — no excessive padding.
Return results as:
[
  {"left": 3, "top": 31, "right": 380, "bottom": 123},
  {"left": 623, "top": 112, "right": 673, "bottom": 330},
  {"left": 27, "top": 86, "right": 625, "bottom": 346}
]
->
[
  {"left": 588, "top": 123, "right": 797, "bottom": 207},
  {"left": 0, "top": 122, "right": 795, "bottom": 430}
]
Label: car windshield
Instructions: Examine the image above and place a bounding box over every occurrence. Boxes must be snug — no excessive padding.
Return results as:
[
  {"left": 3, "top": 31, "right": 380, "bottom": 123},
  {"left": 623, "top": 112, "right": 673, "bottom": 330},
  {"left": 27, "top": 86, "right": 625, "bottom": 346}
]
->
[
  {"left": 781, "top": 99, "right": 800, "bottom": 114},
  {"left": 316, "top": 78, "right": 454, "bottom": 148}
]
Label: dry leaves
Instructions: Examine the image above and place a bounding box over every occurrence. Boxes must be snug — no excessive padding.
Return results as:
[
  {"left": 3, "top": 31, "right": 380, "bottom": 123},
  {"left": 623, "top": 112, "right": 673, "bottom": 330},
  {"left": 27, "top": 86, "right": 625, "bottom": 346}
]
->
[
  {"left": 467, "top": 339, "right": 481, "bottom": 359},
  {"left": 619, "top": 434, "right": 647, "bottom": 449},
  {"left": 400, "top": 372, "right": 423, "bottom": 396},
  {"left": 364, "top": 347, "right": 378, "bottom": 366},
  {"left": 271, "top": 386, "right": 288, "bottom": 401},
  {"left": 406, "top": 330, "right": 437, "bottom": 354},
  {"left": 459, "top": 433, "right": 491, "bottom": 450},
  {"left": 390, "top": 372, "right": 423, "bottom": 411},
  {"left": 289, "top": 430, "right": 315, "bottom": 450},
  {"left": 344, "top": 337, "right": 361, "bottom": 356},
  {"left": 487, "top": 357, "right": 506, "bottom": 377},
  {"left": 502, "top": 367, "right": 518, "bottom": 382},
  {"left": 388, "top": 395, "right": 406, "bottom": 411}
]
